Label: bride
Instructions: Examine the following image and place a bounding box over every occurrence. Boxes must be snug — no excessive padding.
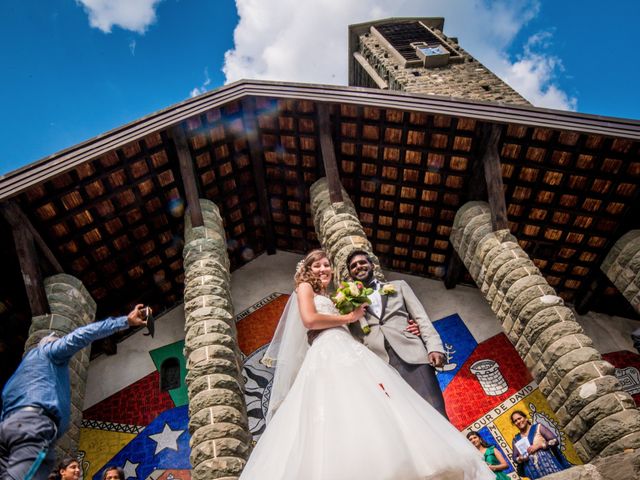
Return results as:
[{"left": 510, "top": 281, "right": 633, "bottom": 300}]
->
[{"left": 239, "top": 250, "right": 494, "bottom": 480}]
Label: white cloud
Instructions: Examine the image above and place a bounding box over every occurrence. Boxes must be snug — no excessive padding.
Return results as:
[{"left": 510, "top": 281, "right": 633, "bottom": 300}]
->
[
  {"left": 129, "top": 39, "right": 137, "bottom": 56},
  {"left": 189, "top": 68, "right": 212, "bottom": 98},
  {"left": 501, "top": 51, "right": 577, "bottom": 111},
  {"left": 224, "top": 0, "right": 576, "bottom": 111},
  {"left": 76, "top": 0, "right": 163, "bottom": 34}
]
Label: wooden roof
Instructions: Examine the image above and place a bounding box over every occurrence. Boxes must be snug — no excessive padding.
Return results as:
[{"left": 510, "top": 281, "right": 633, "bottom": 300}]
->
[{"left": 1, "top": 80, "right": 639, "bottom": 374}]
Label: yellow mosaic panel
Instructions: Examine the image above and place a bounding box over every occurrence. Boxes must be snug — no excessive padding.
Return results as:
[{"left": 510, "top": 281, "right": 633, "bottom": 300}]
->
[{"left": 78, "top": 427, "right": 136, "bottom": 480}]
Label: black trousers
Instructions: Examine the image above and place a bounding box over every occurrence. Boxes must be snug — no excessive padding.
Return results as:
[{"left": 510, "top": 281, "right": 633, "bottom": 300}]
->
[
  {"left": 385, "top": 344, "right": 449, "bottom": 420},
  {"left": 0, "top": 409, "right": 57, "bottom": 480}
]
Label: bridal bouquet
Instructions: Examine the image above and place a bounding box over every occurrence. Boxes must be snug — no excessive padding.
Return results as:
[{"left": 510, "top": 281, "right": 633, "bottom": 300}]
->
[{"left": 332, "top": 281, "right": 373, "bottom": 334}]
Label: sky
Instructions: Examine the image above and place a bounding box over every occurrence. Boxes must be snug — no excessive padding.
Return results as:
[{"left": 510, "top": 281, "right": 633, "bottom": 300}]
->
[{"left": 0, "top": 0, "right": 638, "bottom": 175}]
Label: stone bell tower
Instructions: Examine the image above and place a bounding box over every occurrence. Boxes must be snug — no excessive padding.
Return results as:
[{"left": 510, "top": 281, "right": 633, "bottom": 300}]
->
[{"left": 348, "top": 17, "right": 529, "bottom": 105}]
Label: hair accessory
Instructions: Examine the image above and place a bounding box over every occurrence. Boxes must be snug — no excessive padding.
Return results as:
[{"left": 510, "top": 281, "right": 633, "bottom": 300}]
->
[{"left": 295, "top": 259, "right": 306, "bottom": 275}]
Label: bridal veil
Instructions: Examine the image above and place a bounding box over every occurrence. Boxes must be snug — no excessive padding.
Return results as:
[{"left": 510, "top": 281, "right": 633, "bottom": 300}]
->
[{"left": 261, "top": 292, "right": 309, "bottom": 422}]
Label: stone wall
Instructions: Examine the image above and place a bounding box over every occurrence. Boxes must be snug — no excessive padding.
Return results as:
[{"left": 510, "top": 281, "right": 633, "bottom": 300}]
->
[
  {"left": 183, "top": 200, "right": 251, "bottom": 480},
  {"left": 450, "top": 201, "right": 640, "bottom": 461},
  {"left": 310, "top": 177, "right": 384, "bottom": 282},
  {"left": 545, "top": 449, "right": 640, "bottom": 480},
  {"left": 26, "top": 274, "right": 96, "bottom": 460},
  {"left": 601, "top": 230, "right": 640, "bottom": 314},
  {"left": 80, "top": 248, "right": 640, "bottom": 476},
  {"left": 356, "top": 27, "right": 529, "bottom": 105}
]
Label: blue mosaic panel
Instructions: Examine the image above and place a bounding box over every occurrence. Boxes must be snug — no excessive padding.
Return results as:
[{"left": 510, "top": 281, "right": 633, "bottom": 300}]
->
[
  {"left": 433, "top": 313, "right": 478, "bottom": 391},
  {"left": 95, "top": 405, "right": 190, "bottom": 480}
]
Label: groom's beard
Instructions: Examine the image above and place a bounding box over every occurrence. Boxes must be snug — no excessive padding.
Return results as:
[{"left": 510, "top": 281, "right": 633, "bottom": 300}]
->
[{"left": 349, "top": 270, "right": 373, "bottom": 285}]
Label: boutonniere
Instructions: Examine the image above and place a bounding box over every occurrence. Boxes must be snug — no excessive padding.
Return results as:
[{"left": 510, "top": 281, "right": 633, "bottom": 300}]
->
[{"left": 380, "top": 283, "right": 396, "bottom": 295}]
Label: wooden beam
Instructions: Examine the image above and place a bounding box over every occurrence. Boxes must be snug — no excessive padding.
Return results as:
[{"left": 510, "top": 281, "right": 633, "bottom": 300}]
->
[
  {"left": 447, "top": 125, "right": 496, "bottom": 289},
  {"left": 444, "top": 250, "right": 464, "bottom": 290},
  {"left": 100, "top": 336, "right": 118, "bottom": 356},
  {"left": 317, "top": 103, "right": 343, "bottom": 203},
  {"left": 573, "top": 273, "right": 606, "bottom": 315},
  {"left": 448, "top": 124, "right": 507, "bottom": 288},
  {"left": 0, "top": 202, "right": 49, "bottom": 316},
  {"left": 467, "top": 144, "right": 488, "bottom": 201},
  {"left": 481, "top": 124, "right": 508, "bottom": 231},
  {"left": 171, "top": 126, "right": 204, "bottom": 228},
  {"left": 1, "top": 201, "right": 63, "bottom": 274},
  {"left": 241, "top": 98, "right": 276, "bottom": 254}
]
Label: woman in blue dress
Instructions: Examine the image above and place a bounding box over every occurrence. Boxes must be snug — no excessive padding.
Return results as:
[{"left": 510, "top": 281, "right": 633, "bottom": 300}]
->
[{"left": 510, "top": 410, "right": 571, "bottom": 479}]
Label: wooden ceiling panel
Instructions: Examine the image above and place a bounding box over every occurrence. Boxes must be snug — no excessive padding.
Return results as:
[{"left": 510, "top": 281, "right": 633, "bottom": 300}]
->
[{"left": 0, "top": 84, "right": 637, "bottom": 372}]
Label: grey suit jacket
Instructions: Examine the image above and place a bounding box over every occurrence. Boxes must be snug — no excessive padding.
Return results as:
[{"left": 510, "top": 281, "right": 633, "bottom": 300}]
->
[{"left": 352, "top": 280, "right": 444, "bottom": 365}]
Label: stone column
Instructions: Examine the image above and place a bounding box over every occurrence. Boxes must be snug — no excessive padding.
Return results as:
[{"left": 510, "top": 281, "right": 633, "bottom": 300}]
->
[
  {"left": 25, "top": 274, "right": 96, "bottom": 460},
  {"left": 451, "top": 201, "right": 640, "bottom": 461},
  {"left": 310, "top": 177, "right": 384, "bottom": 282},
  {"left": 601, "top": 230, "right": 640, "bottom": 314},
  {"left": 183, "top": 199, "right": 250, "bottom": 480}
]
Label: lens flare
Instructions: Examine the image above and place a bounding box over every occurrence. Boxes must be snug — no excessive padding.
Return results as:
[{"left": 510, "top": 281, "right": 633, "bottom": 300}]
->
[
  {"left": 227, "top": 239, "right": 239, "bottom": 251},
  {"left": 241, "top": 247, "right": 255, "bottom": 261},
  {"left": 168, "top": 198, "right": 185, "bottom": 218}
]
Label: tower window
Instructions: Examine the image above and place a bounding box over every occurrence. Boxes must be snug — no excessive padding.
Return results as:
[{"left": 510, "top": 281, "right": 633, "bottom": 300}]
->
[
  {"left": 371, "top": 21, "right": 462, "bottom": 67},
  {"left": 160, "top": 357, "right": 181, "bottom": 391}
]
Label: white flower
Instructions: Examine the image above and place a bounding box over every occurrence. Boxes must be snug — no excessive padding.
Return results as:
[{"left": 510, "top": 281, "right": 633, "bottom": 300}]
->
[
  {"left": 380, "top": 284, "right": 396, "bottom": 295},
  {"left": 348, "top": 282, "right": 360, "bottom": 297},
  {"left": 334, "top": 291, "right": 347, "bottom": 303}
]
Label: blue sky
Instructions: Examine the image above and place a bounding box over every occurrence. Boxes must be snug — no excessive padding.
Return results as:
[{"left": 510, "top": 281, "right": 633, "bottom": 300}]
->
[{"left": 0, "top": 0, "right": 638, "bottom": 175}]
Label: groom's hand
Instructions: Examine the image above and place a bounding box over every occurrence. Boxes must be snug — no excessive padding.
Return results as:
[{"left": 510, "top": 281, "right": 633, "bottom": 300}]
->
[
  {"left": 428, "top": 351, "right": 446, "bottom": 368},
  {"left": 405, "top": 319, "right": 421, "bottom": 336}
]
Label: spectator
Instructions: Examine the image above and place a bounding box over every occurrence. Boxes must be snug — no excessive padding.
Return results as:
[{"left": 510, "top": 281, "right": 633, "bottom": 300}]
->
[
  {"left": 0, "top": 305, "right": 149, "bottom": 480},
  {"left": 101, "top": 466, "right": 124, "bottom": 480},
  {"left": 467, "top": 430, "right": 509, "bottom": 479},
  {"left": 510, "top": 410, "right": 571, "bottom": 479},
  {"left": 47, "top": 456, "right": 81, "bottom": 480}
]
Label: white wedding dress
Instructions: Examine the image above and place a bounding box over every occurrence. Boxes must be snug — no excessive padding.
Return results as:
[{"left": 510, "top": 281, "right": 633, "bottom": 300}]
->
[{"left": 239, "top": 295, "right": 494, "bottom": 480}]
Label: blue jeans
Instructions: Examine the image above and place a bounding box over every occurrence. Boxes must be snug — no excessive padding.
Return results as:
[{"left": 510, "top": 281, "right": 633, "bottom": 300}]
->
[{"left": 0, "top": 409, "right": 57, "bottom": 480}]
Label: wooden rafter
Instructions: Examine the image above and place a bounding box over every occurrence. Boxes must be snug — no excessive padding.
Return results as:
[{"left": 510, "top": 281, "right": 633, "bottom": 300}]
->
[
  {"left": 317, "top": 103, "right": 344, "bottom": 203},
  {"left": 0, "top": 201, "right": 63, "bottom": 274},
  {"left": 445, "top": 123, "right": 506, "bottom": 289},
  {"left": 481, "top": 124, "right": 508, "bottom": 231},
  {"left": 0, "top": 202, "right": 49, "bottom": 316},
  {"left": 172, "top": 125, "right": 204, "bottom": 228},
  {"left": 241, "top": 98, "right": 276, "bottom": 254},
  {"left": 574, "top": 272, "right": 606, "bottom": 315},
  {"left": 444, "top": 250, "right": 465, "bottom": 290}
]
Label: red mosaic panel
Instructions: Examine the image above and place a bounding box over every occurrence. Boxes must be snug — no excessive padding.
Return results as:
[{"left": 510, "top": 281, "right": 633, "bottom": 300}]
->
[
  {"left": 237, "top": 294, "right": 289, "bottom": 355},
  {"left": 155, "top": 470, "right": 191, "bottom": 480},
  {"left": 444, "top": 333, "right": 533, "bottom": 430},
  {"left": 83, "top": 370, "right": 174, "bottom": 426}
]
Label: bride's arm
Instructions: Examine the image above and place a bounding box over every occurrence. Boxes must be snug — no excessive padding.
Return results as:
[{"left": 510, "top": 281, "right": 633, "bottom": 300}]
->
[{"left": 297, "top": 282, "right": 364, "bottom": 329}]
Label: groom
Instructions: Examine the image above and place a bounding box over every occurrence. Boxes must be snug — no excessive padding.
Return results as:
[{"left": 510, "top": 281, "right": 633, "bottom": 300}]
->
[{"left": 346, "top": 250, "right": 448, "bottom": 419}]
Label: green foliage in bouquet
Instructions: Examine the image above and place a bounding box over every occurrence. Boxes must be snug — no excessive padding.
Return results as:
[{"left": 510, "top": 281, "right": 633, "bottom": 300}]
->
[{"left": 331, "top": 281, "right": 373, "bottom": 334}]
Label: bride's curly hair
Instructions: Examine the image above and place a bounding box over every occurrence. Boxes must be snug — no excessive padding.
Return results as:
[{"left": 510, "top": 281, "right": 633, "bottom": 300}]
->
[{"left": 294, "top": 249, "right": 329, "bottom": 293}]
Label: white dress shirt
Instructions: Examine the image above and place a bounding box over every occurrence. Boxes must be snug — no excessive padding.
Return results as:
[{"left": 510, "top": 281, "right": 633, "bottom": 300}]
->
[{"left": 367, "top": 280, "right": 383, "bottom": 318}]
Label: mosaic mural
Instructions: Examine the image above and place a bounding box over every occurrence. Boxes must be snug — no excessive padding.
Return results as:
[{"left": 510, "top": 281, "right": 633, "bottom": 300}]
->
[
  {"left": 603, "top": 350, "right": 640, "bottom": 406},
  {"left": 82, "top": 292, "right": 640, "bottom": 478},
  {"left": 235, "top": 298, "right": 585, "bottom": 479},
  {"left": 77, "top": 296, "right": 288, "bottom": 479},
  {"left": 79, "top": 341, "right": 190, "bottom": 480}
]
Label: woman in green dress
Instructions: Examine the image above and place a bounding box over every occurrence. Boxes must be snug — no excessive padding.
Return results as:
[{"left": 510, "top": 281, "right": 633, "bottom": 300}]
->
[{"left": 467, "top": 431, "right": 510, "bottom": 480}]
